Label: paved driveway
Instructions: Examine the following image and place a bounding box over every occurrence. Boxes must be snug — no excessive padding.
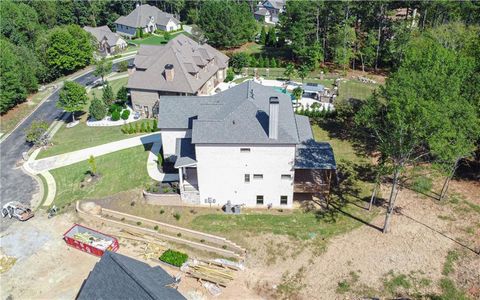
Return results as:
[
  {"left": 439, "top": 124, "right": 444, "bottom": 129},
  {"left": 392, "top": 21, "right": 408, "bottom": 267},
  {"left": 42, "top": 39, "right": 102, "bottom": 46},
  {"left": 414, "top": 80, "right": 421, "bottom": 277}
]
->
[{"left": 0, "top": 59, "right": 133, "bottom": 230}]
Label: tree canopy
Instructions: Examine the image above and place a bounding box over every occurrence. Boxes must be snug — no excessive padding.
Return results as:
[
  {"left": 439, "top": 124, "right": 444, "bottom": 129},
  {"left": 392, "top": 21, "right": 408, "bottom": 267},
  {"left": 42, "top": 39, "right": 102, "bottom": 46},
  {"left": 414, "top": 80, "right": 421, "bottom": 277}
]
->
[{"left": 57, "top": 81, "right": 88, "bottom": 122}]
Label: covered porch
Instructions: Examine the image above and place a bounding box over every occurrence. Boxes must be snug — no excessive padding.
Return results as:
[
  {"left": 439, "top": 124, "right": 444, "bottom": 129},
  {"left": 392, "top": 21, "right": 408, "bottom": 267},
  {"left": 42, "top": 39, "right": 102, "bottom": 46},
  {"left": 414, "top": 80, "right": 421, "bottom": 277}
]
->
[
  {"left": 174, "top": 138, "right": 200, "bottom": 204},
  {"left": 294, "top": 140, "right": 337, "bottom": 198}
]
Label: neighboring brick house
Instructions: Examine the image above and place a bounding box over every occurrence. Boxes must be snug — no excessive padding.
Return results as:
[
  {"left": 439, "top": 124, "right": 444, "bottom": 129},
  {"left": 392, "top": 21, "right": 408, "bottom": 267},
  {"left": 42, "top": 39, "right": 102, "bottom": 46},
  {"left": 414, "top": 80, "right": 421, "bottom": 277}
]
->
[
  {"left": 127, "top": 34, "right": 229, "bottom": 118},
  {"left": 254, "top": 0, "right": 286, "bottom": 24},
  {"left": 157, "top": 81, "right": 337, "bottom": 208},
  {"left": 83, "top": 26, "right": 127, "bottom": 55},
  {"left": 115, "top": 4, "right": 181, "bottom": 37}
]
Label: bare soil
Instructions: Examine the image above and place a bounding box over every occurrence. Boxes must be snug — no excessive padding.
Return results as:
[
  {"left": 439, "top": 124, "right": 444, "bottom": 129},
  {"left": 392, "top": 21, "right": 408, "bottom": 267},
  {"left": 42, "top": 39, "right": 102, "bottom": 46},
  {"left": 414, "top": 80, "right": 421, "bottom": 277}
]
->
[{"left": 1, "top": 178, "right": 478, "bottom": 299}]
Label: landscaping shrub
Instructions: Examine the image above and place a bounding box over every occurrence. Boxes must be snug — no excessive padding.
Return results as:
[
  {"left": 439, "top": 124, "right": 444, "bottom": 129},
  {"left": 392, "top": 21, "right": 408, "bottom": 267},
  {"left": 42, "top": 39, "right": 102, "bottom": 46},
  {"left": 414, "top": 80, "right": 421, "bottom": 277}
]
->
[
  {"left": 135, "top": 122, "right": 140, "bottom": 133},
  {"left": 136, "top": 221, "right": 142, "bottom": 226},
  {"left": 154, "top": 225, "right": 159, "bottom": 230},
  {"left": 177, "top": 232, "right": 182, "bottom": 237},
  {"left": 121, "top": 125, "right": 128, "bottom": 133},
  {"left": 89, "top": 97, "right": 107, "bottom": 121},
  {"left": 152, "top": 119, "right": 158, "bottom": 132},
  {"left": 128, "top": 123, "right": 135, "bottom": 134},
  {"left": 200, "top": 239, "right": 205, "bottom": 243},
  {"left": 102, "top": 83, "right": 115, "bottom": 105},
  {"left": 111, "top": 110, "right": 120, "bottom": 121},
  {"left": 412, "top": 176, "right": 433, "bottom": 194},
  {"left": 159, "top": 249, "right": 188, "bottom": 267},
  {"left": 116, "top": 86, "right": 128, "bottom": 104},
  {"left": 224, "top": 68, "right": 234, "bottom": 82},
  {"left": 163, "top": 187, "right": 170, "bottom": 193},
  {"left": 140, "top": 122, "right": 146, "bottom": 132},
  {"left": 118, "top": 61, "right": 129, "bottom": 73},
  {"left": 146, "top": 121, "right": 151, "bottom": 132},
  {"left": 108, "top": 103, "right": 122, "bottom": 115},
  {"left": 173, "top": 212, "right": 181, "bottom": 221},
  {"left": 121, "top": 109, "right": 130, "bottom": 120},
  {"left": 160, "top": 209, "right": 165, "bottom": 214}
]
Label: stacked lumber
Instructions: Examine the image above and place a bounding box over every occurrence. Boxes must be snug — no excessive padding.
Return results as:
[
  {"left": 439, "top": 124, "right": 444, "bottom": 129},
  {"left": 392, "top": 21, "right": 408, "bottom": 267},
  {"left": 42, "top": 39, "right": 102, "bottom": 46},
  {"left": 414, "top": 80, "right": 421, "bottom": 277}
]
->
[{"left": 186, "top": 262, "right": 236, "bottom": 287}]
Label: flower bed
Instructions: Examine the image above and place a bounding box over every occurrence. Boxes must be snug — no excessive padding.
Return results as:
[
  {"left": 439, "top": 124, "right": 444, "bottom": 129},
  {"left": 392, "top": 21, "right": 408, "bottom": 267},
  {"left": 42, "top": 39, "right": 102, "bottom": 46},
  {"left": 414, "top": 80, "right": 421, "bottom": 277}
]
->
[{"left": 159, "top": 249, "right": 188, "bottom": 267}]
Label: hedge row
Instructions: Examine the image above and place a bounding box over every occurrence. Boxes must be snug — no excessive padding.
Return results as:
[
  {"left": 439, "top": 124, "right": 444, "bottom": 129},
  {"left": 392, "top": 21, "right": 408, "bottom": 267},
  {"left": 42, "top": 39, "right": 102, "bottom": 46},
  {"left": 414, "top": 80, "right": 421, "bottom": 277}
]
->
[{"left": 121, "top": 119, "right": 158, "bottom": 134}]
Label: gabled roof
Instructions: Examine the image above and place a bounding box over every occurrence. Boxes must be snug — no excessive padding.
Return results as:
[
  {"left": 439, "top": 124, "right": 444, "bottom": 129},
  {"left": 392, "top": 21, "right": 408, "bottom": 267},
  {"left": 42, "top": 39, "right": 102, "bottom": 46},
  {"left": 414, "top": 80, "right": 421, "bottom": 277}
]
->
[
  {"left": 127, "top": 34, "right": 229, "bottom": 94},
  {"left": 158, "top": 81, "right": 301, "bottom": 145},
  {"left": 115, "top": 4, "right": 180, "bottom": 28},
  {"left": 254, "top": 8, "right": 271, "bottom": 16},
  {"left": 83, "top": 26, "right": 122, "bottom": 47},
  {"left": 77, "top": 251, "right": 185, "bottom": 300},
  {"left": 262, "top": 0, "right": 286, "bottom": 10},
  {"left": 175, "top": 138, "right": 197, "bottom": 168}
]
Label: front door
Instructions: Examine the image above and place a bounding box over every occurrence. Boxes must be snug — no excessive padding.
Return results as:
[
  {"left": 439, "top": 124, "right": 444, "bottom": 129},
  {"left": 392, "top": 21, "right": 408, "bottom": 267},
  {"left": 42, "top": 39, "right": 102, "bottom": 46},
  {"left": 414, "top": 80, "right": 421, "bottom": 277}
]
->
[{"left": 143, "top": 106, "right": 149, "bottom": 117}]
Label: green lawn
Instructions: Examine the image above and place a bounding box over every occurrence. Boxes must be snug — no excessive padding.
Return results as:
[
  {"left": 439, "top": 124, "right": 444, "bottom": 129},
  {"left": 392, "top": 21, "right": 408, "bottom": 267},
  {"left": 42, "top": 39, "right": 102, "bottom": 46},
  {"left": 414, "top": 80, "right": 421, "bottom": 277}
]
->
[
  {"left": 88, "top": 76, "right": 128, "bottom": 101},
  {"left": 131, "top": 31, "right": 187, "bottom": 46},
  {"left": 337, "top": 80, "right": 379, "bottom": 102},
  {"left": 51, "top": 145, "right": 151, "bottom": 208},
  {"left": 37, "top": 122, "right": 146, "bottom": 159}
]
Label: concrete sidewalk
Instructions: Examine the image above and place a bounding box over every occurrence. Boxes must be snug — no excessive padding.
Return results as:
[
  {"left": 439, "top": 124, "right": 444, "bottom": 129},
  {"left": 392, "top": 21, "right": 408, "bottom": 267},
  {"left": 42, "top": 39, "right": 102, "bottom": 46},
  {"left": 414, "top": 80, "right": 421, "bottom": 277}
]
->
[
  {"left": 147, "top": 142, "right": 179, "bottom": 182},
  {"left": 26, "top": 133, "right": 160, "bottom": 174}
]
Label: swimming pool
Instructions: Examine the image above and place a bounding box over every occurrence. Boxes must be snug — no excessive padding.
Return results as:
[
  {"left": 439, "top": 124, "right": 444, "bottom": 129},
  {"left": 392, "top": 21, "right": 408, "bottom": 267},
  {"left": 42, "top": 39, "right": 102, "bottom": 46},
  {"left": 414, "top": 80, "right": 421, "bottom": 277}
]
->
[{"left": 273, "top": 87, "right": 295, "bottom": 101}]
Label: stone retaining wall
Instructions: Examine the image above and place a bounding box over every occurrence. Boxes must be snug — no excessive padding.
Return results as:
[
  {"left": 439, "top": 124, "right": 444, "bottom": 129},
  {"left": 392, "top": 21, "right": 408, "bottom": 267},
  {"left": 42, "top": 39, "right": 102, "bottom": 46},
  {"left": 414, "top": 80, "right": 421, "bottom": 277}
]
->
[{"left": 142, "top": 190, "right": 185, "bottom": 206}]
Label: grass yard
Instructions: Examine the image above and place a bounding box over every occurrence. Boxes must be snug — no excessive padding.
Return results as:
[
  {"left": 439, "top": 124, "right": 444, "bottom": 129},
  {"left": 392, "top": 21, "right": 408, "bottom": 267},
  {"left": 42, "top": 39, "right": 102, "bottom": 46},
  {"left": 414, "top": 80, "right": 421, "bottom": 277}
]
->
[
  {"left": 88, "top": 76, "right": 128, "bottom": 101},
  {"left": 337, "top": 80, "right": 379, "bottom": 102},
  {"left": 36, "top": 120, "right": 150, "bottom": 159},
  {"left": 131, "top": 31, "right": 187, "bottom": 46},
  {"left": 51, "top": 145, "right": 151, "bottom": 208},
  {"left": 0, "top": 89, "right": 51, "bottom": 135}
]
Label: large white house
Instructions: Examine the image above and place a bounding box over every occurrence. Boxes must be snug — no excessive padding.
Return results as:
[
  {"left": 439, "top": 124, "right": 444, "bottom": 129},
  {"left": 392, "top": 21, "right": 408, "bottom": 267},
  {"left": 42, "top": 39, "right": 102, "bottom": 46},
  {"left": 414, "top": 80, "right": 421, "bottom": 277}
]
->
[{"left": 158, "top": 81, "right": 336, "bottom": 208}]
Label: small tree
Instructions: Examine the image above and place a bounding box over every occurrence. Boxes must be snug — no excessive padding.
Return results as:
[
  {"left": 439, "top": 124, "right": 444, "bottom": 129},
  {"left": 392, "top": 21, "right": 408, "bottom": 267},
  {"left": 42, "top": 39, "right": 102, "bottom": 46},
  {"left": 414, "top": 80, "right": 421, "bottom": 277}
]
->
[
  {"left": 164, "top": 31, "right": 171, "bottom": 41},
  {"left": 230, "top": 52, "right": 249, "bottom": 73},
  {"left": 224, "top": 68, "right": 234, "bottom": 82},
  {"left": 259, "top": 26, "right": 267, "bottom": 45},
  {"left": 102, "top": 82, "right": 115, "bottom": 105},
  {"left": 57, "top": 81, "right": 88, "bottom": 123},
  {"left": 116, "top": 86, "right": 128, "bottom": 104},
  {"left": 292, "top": 87, "right": 303, "bottom": 102},
  {"left": 284, "top": 63, "right": 296, "bottom": 81},
  {"left": 297, "top": 65, "right": 310, "bottom": 83},
  {"left": 87, "top": 155, "right": 97, "bottom": 176},
  {"left": 152, "top": 119, "right": 158, "bottom": 132},
  {"left": 270, "top": 57, "right": 277, "bottom": 68},
  {"left": 94, "top": 58, "right": 113, "bottom": 83},
  {"left": 266, "top": 28, "right": 277, "bottom": 47},
  {"left": 89, "top": 96, "right": 107, "bottom": 121},
  {"left": 25, "top": 120, "right": 49, "bottom": 146},
  {"left": 121, "top": 109, "right": 130, "bottom": 120},
  {"left": 118, "top": 60, "right": 129, "bottom": 72}
]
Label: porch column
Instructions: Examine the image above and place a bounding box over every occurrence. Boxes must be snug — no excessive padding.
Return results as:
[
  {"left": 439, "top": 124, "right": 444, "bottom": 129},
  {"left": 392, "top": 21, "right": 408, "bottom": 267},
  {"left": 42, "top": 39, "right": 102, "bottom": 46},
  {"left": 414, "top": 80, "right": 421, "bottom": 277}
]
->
[{"left": 179, "top": 167, "right": 184, "bottom": 192}]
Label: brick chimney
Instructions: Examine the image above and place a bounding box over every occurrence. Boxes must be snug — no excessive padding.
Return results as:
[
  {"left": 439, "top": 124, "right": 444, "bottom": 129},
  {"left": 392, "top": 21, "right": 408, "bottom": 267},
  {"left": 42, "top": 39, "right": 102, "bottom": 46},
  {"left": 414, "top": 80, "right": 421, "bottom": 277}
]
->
[
  {"left": 268, "top": 96, "right": 279, "bottom": 139},
  {"left": 165, "top": 64, "right": 174, "bottom": 81}
]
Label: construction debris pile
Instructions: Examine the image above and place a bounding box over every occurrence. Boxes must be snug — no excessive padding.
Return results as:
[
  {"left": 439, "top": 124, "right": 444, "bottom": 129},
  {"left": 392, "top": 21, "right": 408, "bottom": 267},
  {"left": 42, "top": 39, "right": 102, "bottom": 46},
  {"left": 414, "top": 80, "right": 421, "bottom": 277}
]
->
[
  {"left": 182, "top": 259, "right": 243, "bottom": 290},
  {"left": 74, "top": 232, "right": 113, "bottom": 251}
]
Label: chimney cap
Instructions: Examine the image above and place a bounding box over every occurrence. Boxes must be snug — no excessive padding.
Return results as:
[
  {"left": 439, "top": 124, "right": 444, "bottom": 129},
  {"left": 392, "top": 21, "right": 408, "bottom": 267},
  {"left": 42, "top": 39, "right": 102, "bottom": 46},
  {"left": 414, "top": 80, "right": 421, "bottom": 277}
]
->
[
  {"left": 165, "top": 64, "right": 174, "bottom": 70},
  {"left": 269, "top": 96, "right": 279, "bottom": 104}
]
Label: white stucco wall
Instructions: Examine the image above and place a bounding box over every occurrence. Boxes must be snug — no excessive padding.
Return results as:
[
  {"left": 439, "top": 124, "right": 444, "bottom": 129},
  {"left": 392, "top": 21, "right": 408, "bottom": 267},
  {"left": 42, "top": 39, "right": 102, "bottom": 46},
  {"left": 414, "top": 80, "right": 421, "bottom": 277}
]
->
[
  {"left": 195, "top": 144, "right": 296, "bottom": 208},
  {"left": 161, "top": 129, "right": 191, "bottom": 159}
]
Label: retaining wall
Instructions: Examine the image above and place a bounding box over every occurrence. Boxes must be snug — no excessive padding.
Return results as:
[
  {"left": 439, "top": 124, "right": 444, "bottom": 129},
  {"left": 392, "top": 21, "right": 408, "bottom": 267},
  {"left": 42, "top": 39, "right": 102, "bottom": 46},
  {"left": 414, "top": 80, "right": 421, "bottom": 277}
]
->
[{"left": 76, "top": 202, "right": 246, "bottom": 259}]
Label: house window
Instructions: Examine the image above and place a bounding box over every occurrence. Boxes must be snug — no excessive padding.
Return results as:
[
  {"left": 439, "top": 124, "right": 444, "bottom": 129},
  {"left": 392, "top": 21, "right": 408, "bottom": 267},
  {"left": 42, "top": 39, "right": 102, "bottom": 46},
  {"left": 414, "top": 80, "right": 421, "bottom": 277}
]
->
[
  {"left": 280, "top": 196, "right": 288, "bottom": 205},
  {"left": 281, "top": 174, "right": 292, "bottom": 180},
  {"left": 240, "top": 148, "right": 250, "bottom": 153},
  {"left": 256, "top": 195, "right": 264, "bottom": 205},
  {"left": 244, "top": 174, "right": 250, "bottom": 183},
  {"left": 253, "top": 174, "right": 263, "bottom": 179}
]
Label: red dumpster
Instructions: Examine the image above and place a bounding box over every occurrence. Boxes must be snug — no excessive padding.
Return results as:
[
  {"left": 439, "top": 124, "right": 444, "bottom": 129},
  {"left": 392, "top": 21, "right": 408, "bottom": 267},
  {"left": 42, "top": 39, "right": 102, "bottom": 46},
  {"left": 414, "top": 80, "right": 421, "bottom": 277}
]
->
[{"left": 63, "top": 224, "right": 119, "bottom": 256}]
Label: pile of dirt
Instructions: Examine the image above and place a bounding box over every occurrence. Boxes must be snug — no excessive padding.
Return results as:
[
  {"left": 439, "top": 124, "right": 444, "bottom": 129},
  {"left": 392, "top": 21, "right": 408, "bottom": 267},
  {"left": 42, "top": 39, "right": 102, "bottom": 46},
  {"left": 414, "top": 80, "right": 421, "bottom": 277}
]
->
[{"left": 80, "top": 202, "right": 102, "bottom": 215}]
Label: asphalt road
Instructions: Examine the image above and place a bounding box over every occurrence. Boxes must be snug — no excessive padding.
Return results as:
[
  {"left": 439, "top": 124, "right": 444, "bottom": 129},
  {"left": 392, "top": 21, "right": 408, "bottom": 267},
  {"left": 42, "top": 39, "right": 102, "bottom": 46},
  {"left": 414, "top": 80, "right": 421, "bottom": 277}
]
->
[{"left": 0, "top": 59, "right": 133, "bottom": 230}]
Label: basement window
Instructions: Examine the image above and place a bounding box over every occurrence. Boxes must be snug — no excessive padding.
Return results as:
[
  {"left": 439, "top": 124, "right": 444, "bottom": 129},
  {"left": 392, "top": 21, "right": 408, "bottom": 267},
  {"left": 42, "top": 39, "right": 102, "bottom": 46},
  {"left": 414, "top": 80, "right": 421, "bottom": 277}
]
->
[
  {"left": 253, "top": 174, "right": 263, "bottom": 179},
  {"left": 240, "top": 148, "right": 251, "bottom": 153},
  {"left": 256, "top": 195, "right": 264, "bottom": 205},
  {"left": 244, "top": 174, "right": 250, "bottom": 183},
  {"left": 280, "top": 196, "right": 288, "bottom": 205},
  {"left": 281, "top": 174, "right": 292, "bottom": 180}
]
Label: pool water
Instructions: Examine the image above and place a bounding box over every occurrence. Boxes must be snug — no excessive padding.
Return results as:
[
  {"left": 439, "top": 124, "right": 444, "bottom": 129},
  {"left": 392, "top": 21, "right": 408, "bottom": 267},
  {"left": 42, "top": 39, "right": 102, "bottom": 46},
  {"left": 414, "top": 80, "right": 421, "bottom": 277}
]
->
[{"left": 273, "top": 87, "right": 295, "bottom": 101}]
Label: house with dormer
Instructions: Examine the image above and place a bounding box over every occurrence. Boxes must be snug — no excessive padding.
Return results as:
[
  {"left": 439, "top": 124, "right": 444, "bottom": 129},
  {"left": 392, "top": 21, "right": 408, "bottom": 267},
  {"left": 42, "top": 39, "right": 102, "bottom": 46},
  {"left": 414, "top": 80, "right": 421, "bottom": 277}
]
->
[
  {"left": 126, "top": 34, "right": 229, "bottom": 117},
  {"left": 114, "top": 4, "right": 181, "bottom": 37},
  {"left": 254, "top": 0, "right": 286, "bottom": 24}
]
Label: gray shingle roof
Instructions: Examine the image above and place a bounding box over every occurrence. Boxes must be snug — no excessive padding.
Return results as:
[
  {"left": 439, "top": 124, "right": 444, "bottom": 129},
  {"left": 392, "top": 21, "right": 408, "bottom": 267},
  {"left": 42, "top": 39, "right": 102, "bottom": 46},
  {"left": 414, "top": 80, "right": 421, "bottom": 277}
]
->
[
  {"left": 127, "top": 34, "right": 229, "bottom": 94},
  {"left": 295, "top": 140, "right": 336, "bottom": 170},
  {"left": 158, "top": 81, "right": 300, "bottom": 145},
  {"left": 295, "top": 115, "right": 313, "bottom": 142},
  {"left": 175, "top": 138, "right": 197, "bottom": 168},
  {"left": 254, "top": 8, "right": 271, "bottom": 16},
  {"left": 83, "top": 26, "right": 121, "bottom": 47},
  {"left": 114, "top": 4, "right": 179, "bottom": 28},
  {"left": 77, "top": 251, "right": 185, "bottom": 300}
]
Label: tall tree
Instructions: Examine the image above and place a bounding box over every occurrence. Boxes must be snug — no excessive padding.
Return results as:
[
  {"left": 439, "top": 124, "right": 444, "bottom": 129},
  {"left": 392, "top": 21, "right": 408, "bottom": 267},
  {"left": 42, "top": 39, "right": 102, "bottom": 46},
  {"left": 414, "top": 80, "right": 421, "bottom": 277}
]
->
[
  {"left": 0, "top": 0, "right": 41, "bottom": 48},
  {"left": 57, "top": 81, "right": 88, "bottom": 123},
  {"left": 94, "top": 58, "right": 113, "bottom": 83},
  {"left": 198, "top": 0, "right": 256, "bottom": 48},
  {"left": 259, "top": 26, "right": 267, "bottom": 45}
]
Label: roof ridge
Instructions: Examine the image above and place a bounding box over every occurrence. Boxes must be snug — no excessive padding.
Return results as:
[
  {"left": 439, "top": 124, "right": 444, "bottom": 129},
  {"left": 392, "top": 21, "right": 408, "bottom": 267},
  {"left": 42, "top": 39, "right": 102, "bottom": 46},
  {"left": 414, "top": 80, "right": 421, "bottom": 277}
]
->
[{"left": 109, "top": 252, "right": 158, "bottom": 300}]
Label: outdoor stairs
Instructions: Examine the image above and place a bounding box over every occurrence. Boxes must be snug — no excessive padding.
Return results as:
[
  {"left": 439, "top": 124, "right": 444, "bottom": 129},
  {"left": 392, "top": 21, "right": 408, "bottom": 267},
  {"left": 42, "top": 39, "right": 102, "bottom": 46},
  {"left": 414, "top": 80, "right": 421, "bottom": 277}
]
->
[{"left": 181, "top": 183, "right": 200, "bottom": 204}]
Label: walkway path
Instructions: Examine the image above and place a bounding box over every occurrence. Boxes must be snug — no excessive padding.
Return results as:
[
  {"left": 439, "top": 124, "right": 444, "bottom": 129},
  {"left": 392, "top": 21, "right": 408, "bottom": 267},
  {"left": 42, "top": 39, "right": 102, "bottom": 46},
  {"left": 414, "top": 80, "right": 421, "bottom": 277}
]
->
[
  {"left": 25, "top": 133, "right": 160, "bottom": 174},
  {"left": 147, "top": 142, "right": 179, "bottom": 182}
]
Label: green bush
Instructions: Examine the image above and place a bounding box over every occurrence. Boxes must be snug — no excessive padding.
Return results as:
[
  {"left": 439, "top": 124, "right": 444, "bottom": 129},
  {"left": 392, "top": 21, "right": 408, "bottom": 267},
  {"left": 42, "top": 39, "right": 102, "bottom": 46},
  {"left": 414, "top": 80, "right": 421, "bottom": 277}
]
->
[
  {"left": 118, "top": 61, "right": 129, "bottom": 73},
  {"left": 225, "top": 68, "right": 234, "bottom": 82},
  {"left": 140, "top": 122, "right": 146, "bottom": 132},
  {"left": 159, "top": 249, "right": 188, "bottom": 267},
  {"left": 121, "top": 109, "right": 130, "bottom": 120},
  {"left": 116, "top": 86, "right": 128, "bottom": 104},
  {"left": 152, "top": 119, "right": 158, "bottom": 132},
  {"left": 111, "top": 110, "right": 120, "bottom": 121},
  {"left": 109, "top": 103, "right": 122, "bottom": 115},
  {"left": 154, "top": 225, "right": 159, "bottom": 230},
  {"left": 173, "top": 212, "right": 181, "bottom": 221},
  {"left": 89, "top": 97, "right": 107, "bottom": 121},
  {"left": 136, "top": 221, "right": 142, "bottom": 226},
  {"left": 128, "top": 123, "right": 135, "bottom": 134},
  {"left": 135, "top": 122, "right": 140, "bottom": 133},
  {"left": 160, "top": 209, "right": 165, "bottom": 214},
  {"left": 146, "top": 121, "right": 151, "bottom": 132},
  {"left": 412, "top": 176, "right": 433, "bottom": 194}
]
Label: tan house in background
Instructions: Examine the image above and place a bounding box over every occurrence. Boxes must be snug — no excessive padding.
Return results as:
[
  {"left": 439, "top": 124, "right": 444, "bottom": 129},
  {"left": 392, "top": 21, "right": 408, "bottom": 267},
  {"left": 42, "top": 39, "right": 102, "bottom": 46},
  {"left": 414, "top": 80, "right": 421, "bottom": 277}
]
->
[{"left": 127, "top": 34, "right": 229, "bottom": 117}]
